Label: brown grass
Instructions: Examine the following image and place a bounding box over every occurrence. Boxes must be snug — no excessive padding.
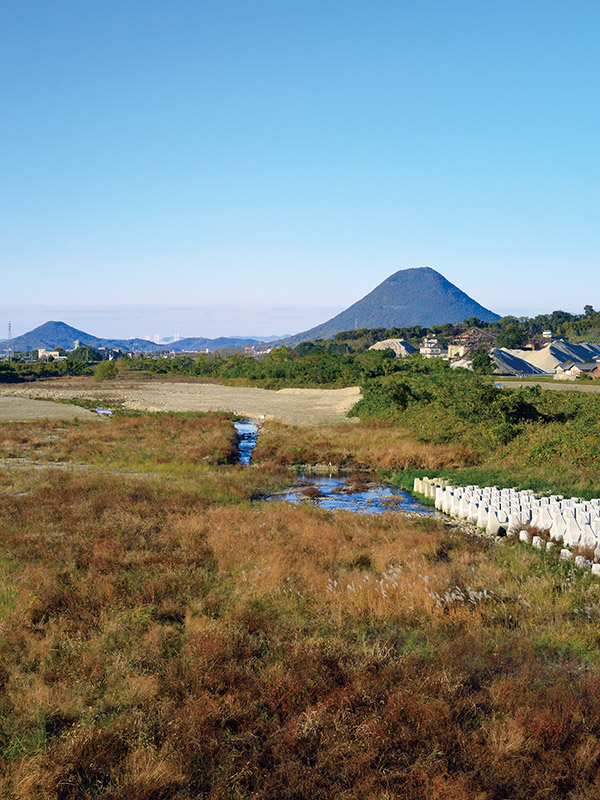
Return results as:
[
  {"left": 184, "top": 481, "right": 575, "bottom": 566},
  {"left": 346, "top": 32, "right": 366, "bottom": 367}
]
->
[
  {"left": 253, "top": 419, "right": 476, "bottom": 471},
  {"left": 0, "top": 412, "right": 238, "bottom": 470},
  {"left": 2, "top": 416, "right": 600, "bottom": 798}
]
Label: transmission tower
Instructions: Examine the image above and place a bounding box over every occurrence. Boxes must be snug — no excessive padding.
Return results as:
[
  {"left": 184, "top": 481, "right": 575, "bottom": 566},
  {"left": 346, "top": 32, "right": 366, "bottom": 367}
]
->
[{"left": 7, "top": 321, "right": 12, "bottom": 363}]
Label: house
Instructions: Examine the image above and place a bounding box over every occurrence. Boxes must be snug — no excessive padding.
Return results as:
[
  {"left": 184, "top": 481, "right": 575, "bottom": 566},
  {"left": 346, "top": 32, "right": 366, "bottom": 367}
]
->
[
  {"left": 38, "top": 348, "right": 67, "bottom": 362},
  {"left": 419, "top": 337, "right": 446, "bottom": 358},
  {"left": 450, "top": 327, "right": 497, "bottom": 356},
  {"left": 97, "top": 347, "right": 126, "bottom": 361},
  {"left": 554, "top": 361, "right": 600, "bottom": 380},
  {"left": 448, "top": 343, "right": 466, "bottom": 359}
]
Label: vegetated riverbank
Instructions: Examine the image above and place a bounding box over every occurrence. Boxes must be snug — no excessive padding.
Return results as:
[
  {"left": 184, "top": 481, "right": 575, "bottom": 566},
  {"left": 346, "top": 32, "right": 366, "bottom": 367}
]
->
[
  {"left": 352, "top": 370, "right": 600, "bottom": 499},
  {"left": 2, "top": 411, "right": 600, "bottom": 799},
  {"left": 5, "top": 364, "right": 600, "bottom": 499}
]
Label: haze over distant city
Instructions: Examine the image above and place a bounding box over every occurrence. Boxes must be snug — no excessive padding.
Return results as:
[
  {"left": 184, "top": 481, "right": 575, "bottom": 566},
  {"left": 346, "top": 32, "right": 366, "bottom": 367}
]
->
[{"left": 2, "top": 1, "right": 598, "bottom": 341}]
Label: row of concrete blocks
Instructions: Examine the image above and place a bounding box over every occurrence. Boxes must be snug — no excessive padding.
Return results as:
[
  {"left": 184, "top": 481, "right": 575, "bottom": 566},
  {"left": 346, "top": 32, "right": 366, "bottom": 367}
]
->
[
  {"left": 414, "top": 476, "right": 600, "bottom": 557},
  {"left": 516, "top": 530, "right": 600, "bottom": 575}
]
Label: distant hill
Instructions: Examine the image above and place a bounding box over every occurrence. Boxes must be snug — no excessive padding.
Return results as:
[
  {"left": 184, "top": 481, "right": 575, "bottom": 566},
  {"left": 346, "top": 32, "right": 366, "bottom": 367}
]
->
[
  {"left": 169, "top": 336, "right": 265, "bottom": 352},
  {"left": 282, "top": 267, "right": 500, "bottom": 346},
  {"left": 0, "top": 321, "right": 265, "bottom": 354},
  {"left": 0, "top": 321, "right": 157, "bottom": 353}
]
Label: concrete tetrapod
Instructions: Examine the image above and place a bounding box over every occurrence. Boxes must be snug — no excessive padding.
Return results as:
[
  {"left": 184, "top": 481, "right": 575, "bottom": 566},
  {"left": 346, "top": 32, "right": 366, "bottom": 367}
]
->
[{"left": 427, "top": 477, "right": 600, "bottom": 573}]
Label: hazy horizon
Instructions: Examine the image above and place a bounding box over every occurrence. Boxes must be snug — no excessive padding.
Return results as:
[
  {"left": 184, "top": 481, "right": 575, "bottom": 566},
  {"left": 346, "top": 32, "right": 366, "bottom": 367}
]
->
[{"left": 2, "top": 296, "right": 596, "bottom": 344}]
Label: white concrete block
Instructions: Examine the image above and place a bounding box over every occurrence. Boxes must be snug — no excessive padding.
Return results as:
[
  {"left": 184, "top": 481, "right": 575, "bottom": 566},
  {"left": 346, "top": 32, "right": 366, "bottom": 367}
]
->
[
  {"left": 449, "top": 497, "right": 461, "bottom": 518},
  {"left": 508, "top": 514, "right": 523, "bottom": 533},
  {"left": 535, "top": 507, "right": 554, "bottom": 530},
  {"left": 549, "top": 514, "right": 566, "bottom": 543},
  {"left": 560, "top": 549, "right": 573, "bottom": 561},
  {"left": 467, "top": 502, "right": 479, "bottom": 524},
  {"left": 532, "top": 536, "right": 543, "bottom": 549},
  {"left": 476, "top": 506, "right": 489, "bottom": 529},
  {"left": 519, "top": 530, "right": 531, "bottom": 543},
  {"left": 580, "top": 524, "right": 598, "bottom": 550},
  {"left": 487, "top": 511, "right": 502, "bottom": 536},
  {"left": 564, "top": 520, "right": 582, "bottom": 548},
  {"left": 442, "top": 491, "right": 453, "bottom": 515},
  {"left": 435, "top": 487, "right": 444, "bottom": 510}
]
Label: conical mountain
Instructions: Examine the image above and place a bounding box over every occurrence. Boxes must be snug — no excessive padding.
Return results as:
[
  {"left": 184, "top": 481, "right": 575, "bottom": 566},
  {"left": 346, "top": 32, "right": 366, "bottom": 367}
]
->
[{"left": 284, "top": 267, "right": 499, "bottom": 345}]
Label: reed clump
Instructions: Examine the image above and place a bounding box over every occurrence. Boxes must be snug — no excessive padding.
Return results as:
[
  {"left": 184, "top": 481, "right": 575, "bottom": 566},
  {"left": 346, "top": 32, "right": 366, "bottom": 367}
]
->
[{"left": 253, "top": 420, "right": 476, "bottom": 472}]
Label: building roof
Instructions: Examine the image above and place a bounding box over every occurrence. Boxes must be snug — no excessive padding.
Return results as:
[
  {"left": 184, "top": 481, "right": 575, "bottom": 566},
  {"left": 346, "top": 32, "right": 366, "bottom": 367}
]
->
[
  {"left": 504, "top": 339, "right": 600, "bottom": 372},
  {"left": 490, "top": 348, "right": 550, "bottom": 376}
]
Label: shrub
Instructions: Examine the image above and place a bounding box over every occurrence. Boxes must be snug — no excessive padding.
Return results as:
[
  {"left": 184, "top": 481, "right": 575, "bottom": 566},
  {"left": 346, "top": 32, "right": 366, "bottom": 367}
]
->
[{"left": 94, "top": 361, "right": 118, "bottom": 381}]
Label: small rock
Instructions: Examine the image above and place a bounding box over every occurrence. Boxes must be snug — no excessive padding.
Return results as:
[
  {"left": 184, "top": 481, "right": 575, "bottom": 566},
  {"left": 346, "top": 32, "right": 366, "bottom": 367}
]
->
[
  {"left": 591, "top": 563, "right": 600, "bottom": 577},
  {"left": 532, "top": 536, "right": 543, "bottom": 549},
  {"left": 575, "top": 555, "right": 592, "bottom": 570},
  {"left": 519, "top": 530, "right": 531, "bottom": 543},
  {"left": 546, "top": 541, "right": 554, "bottom": 551},
  {"left": 560, "top": 549, "right": 573, "bottom": 561}
]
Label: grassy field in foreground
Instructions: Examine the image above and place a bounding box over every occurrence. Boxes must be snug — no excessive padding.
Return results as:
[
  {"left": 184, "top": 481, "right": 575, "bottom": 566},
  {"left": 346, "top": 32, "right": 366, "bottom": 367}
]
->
[{"left": 2, "top": 414, "right": 600, "bottom": 798}]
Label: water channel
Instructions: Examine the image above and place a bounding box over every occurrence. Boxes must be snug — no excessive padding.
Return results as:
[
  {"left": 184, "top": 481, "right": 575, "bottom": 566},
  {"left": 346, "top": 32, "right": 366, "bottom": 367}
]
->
[
  {"left": 234, "top": 419, "right": 434, "bottom": 517},
  {"left": 234, "top": 420, "right": 261, "bottom": 466},
  {"left": 273, "top": 476, "right": 437, "bottom": 516}
]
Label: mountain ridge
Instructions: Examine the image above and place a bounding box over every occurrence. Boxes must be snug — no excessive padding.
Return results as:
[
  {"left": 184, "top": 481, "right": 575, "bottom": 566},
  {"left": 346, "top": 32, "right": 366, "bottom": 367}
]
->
[
  {"left": 0, "top": 321, "right": 263, "bottom": 354},
  {"left": 1, "top": 268, "right": 499, "bottom": 353}
]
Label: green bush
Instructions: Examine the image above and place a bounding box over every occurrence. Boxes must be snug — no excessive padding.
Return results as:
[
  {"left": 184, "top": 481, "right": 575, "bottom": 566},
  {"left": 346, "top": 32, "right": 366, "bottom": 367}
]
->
[{"left": 93, "top": 361, "right": 118, "bottom": 381}]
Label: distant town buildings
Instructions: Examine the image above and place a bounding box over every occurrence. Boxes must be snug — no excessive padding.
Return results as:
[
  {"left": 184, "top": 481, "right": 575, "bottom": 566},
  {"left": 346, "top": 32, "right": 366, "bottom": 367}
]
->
[
  {"left": 554, "top": 361, "right": 600, "bottom": 380},
  {"left": 419, "top": 337, "right": 444, "bottom": 358},
  {"left": 37, "top": 348, "right": 66, "bottom": 361}
]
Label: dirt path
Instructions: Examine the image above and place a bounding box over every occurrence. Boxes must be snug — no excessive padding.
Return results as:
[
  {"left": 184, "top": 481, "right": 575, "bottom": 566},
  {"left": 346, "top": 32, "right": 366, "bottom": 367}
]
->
[
  {"left": 0, "top": 381, "right": 361, "bottom": 425},
  {"left": 495, "top": 380, "right": 600, "bottom": 393}
]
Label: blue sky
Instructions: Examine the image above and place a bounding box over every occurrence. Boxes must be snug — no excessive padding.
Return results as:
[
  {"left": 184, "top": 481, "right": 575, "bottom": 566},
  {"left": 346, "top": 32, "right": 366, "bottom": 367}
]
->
[{"left": 1, "top": 1, "right": 598, "bottom": 339}]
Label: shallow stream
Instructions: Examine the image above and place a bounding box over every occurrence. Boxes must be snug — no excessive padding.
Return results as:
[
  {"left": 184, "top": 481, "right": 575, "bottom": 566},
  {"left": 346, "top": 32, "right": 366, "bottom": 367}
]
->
[
  {"left": 234, "top": 420, "right": 260, "bottom": 466},
  {"left": 272, "top": 476, "right": 436, "bottom": 516},
  {"left": 233, "top": 419, "right": 434, "bottom": 517}
]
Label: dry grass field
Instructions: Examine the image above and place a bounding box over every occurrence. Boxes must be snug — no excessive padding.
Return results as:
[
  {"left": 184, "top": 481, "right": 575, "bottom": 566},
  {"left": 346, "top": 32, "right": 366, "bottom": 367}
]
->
[{"left": 2, "top": 412, "right": 600, "bottom": 798}]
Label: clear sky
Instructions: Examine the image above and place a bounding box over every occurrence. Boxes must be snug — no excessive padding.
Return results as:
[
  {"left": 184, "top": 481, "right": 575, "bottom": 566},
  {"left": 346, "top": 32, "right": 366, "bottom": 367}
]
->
[{"left": 1, "top": 0, "right": 598, "bottom": 339}]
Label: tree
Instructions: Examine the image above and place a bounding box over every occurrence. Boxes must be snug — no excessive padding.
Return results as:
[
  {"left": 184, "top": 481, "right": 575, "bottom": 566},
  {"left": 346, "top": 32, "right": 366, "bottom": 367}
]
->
[
  {"left": 67, "top": 346, "right": 101, "bottom": 364},
  {"left": 93, "top": 361, "right": 118, "bottom": 381},
  {"left": 269, "top": 346, "right": 296, "bottom": 362},
  {"left": 584, "top": 305, "right": 595, "bottom": 318},
  {"left": 496, "top": 328, "right": 528, "bottom": 349},
  {"left": 471, "top": 348, "right": 495, "bottom": 374}
]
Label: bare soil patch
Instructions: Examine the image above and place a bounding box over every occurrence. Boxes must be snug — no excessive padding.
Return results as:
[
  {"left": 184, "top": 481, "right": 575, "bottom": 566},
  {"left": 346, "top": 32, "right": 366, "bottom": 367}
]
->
[
  {"left": 0, "top": 380, "right": 361, "bottom": 425},
  {"left": 0, "top": 396, "right": 99, "bottom": 422}
]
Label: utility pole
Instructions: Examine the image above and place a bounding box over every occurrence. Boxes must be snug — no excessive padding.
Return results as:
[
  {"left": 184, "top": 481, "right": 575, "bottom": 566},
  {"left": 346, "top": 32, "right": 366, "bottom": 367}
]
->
[{"left": 7, "top": 321, "right": 12, "bottom": 363}]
